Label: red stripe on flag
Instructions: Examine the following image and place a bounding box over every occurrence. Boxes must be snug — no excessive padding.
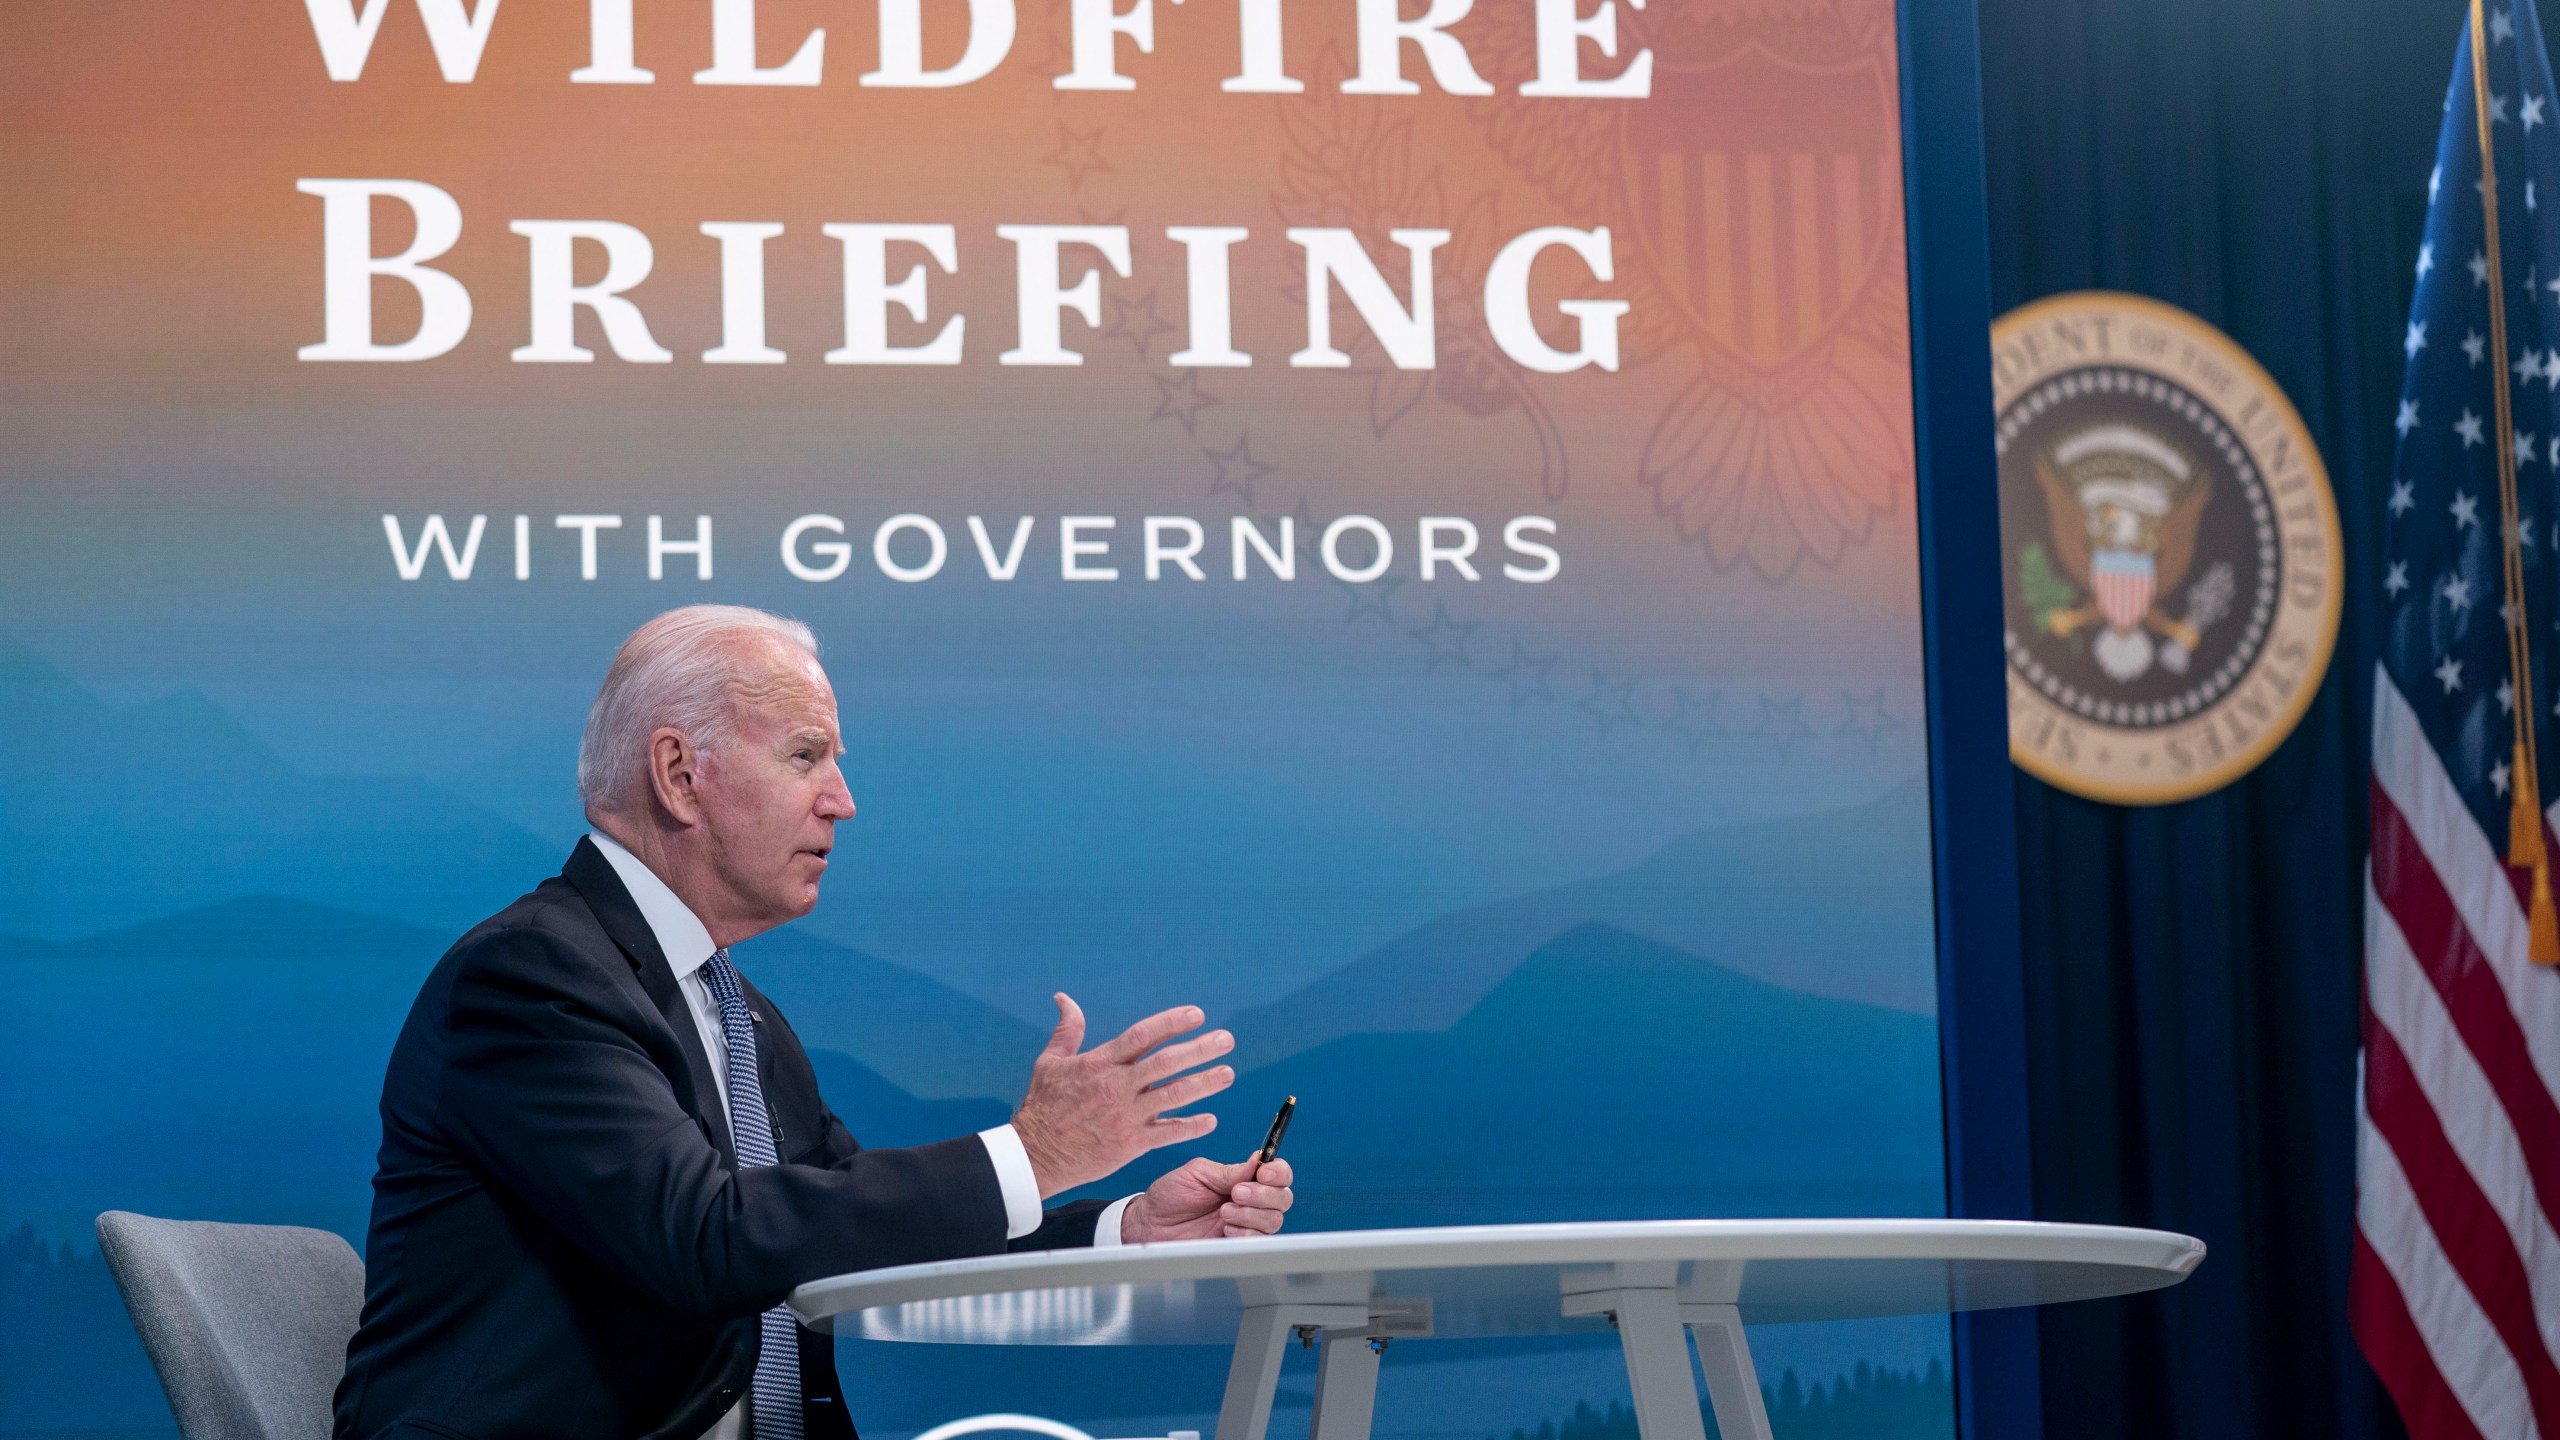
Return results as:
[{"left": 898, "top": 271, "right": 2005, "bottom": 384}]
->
[
  {"left": 2363, "top": 1001, "right": 2560, "bottom": 1433},
  {"left": 2354, "top": 1228, "right": 2493, "bottom": 1440},
  {"left": 2371, "top": 778, "right": 2560, "bottom": 1240}
]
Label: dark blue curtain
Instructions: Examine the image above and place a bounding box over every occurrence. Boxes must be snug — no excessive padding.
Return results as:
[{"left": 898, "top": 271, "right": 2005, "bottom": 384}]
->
[{"left": 1972, "top": 1, "right": 2489, "bottom": 1436}]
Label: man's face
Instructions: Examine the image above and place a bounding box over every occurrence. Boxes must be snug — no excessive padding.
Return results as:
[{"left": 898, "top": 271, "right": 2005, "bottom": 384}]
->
[{"left": 692, "top": 640, "right": 855, "bottom": 929}]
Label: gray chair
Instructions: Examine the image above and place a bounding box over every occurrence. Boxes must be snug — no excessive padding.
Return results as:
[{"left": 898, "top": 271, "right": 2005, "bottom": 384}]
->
[{"left": 94, "top": 1210, "right": 365, "bottom": 1440}]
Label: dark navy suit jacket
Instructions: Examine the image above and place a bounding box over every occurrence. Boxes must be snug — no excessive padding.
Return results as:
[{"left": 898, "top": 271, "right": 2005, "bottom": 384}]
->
[{"left": 335, "top": 839, "right": 1103, "bottom": 1440}]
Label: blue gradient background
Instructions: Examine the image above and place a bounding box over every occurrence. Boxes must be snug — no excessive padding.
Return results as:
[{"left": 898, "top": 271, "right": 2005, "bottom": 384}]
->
[{"left": 0, "top": 0, "right": 1955, "bottom": 1434}]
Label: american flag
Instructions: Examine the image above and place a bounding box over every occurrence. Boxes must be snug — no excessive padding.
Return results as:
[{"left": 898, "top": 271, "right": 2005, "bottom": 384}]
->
[{"left": 2363, "top": 5, "right": 2560, "bottom": 1436}]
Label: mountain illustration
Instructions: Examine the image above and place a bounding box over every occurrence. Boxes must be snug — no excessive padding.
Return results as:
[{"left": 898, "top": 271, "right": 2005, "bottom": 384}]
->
[
  {"left": 730, "top": 927, "right": 1046, "bottom": 1100},
  {"left": 0, "top": 639, "right": 563, "bottom": 941},
  {"left": 1223, "top": 783, "right": 1938, "bottom": 1073},
  {"left": 1235, "top": 923, "right": 1946, "bottom": 1229}
]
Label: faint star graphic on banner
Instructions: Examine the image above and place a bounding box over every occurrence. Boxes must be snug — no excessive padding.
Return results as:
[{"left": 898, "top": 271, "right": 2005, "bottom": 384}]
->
[
  {"left": 1488, "top": 641, "right": 1559, "bottom": 709},
  {"left": 1837, "top": 689, "right": 1902, "bottom": 751},
  {"left": 1204, "top": 434, "right": 1277, "bottom": 505},
  {"left": 1149, "top": 372, "right": 1220, "bottom": 435},
  {"left": 1043, "top": 124, "right": 1113, "bottom": 191},
  {"left": 1409, "top": 603, "right": 1479, "bottom": 671},
  {"left": 1752, "top": 695, "right": 1814, "bottom": 757},
  {"left": 1665, "top": 687, "right": 1724, "bottom": 754},
  {"left": 1575, "top": 669, "right": 1643, "bottom": 736},
  {"left": 1105, "top": 290, "right": 1179, "bottom": 362}
]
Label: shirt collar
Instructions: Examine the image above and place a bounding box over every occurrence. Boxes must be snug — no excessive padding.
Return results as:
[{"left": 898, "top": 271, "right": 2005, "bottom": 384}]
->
[{"left": 586, "top": 830, "right": 720, "bottom": 980}]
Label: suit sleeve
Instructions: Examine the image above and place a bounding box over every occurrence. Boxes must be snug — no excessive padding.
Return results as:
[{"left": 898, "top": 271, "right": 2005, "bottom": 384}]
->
[
  {"left": 1011, "top": 1200, "right": 1108, "bottom": 1252},
  {"left": 432, "top": 924, "right": 1012, "bottom": 1319}
]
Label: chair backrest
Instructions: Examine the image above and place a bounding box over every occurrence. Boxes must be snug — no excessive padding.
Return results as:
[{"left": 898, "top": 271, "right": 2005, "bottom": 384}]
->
[{"left": 94, "top": 1211, "right": 364, "bottom": 1440}]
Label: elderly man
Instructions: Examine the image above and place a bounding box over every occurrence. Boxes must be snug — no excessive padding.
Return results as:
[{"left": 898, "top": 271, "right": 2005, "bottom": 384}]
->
[{"left": 336, "top": 605, "right": 1293, "bottom": 1440}]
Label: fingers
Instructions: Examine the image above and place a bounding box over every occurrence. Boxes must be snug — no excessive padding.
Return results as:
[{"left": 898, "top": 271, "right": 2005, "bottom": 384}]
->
[
  {"left": 1140, "top": 1065, "right": 1234, "bottom": 1115},
  {"left": 1228, "top": 1180, "right": 1293, "bottom": 1212},
  {"left": 1253, "top": 1158, "right": 1292, "bottom": 1190},
  {"left": 1143, "top": 1112, "right": 1219, "bottom": 1147},
  {"left": 1202, "top": 1155, "right": 1259, "bottom": 1188},
  {"left": 1044, "top": 993, "right": 1087, "bottom": 1058},
  {"left": 1218, "top": 1201, "right": 1284, "bottom": 1235},
  {"left": 1137, "top": 1029, "right": 1234, "bottom": 1086},
  {"left": 1098, "top": 1004, "right": 1208, "bottom": 1064}
]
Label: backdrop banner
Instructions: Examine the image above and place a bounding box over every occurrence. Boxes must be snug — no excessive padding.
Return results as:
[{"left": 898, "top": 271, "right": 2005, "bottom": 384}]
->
[{"left": 3, "top": 1, "right": 1954, "bottom": 1436}]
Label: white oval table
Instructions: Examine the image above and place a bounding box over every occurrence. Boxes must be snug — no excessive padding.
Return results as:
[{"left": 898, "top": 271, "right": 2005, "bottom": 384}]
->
[{"left": 793, "top": 1220, "right": 2205, "bottom": 1440}]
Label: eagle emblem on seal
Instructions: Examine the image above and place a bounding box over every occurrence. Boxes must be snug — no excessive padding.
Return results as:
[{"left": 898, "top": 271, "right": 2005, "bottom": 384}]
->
[{"left": 2026, "top": 423, "right": 2218, "bottom": 683}]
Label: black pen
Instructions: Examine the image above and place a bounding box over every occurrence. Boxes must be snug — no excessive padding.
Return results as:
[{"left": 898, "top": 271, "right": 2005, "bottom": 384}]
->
[{"left": 1257, "top": 1094, "right": 1295, "bottom": 1167}]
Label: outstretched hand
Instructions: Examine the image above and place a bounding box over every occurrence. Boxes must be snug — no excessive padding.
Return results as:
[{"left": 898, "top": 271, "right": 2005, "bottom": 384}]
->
[
  {"left": 1121, "top": 1155, "right": 1296, "bottom": 1243},
  {"left": 1011, "top": 994, "right": 1235, "bottom": 1198}
]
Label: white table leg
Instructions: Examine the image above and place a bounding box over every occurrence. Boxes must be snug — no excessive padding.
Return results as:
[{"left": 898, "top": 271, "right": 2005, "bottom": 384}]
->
[
  {"left": 1563, "top": 1287, "right": 1708, "bottom": 1440},
  {"left": 1213, "top": 1307, "right": 1293, "bottom": 1440},
  {"left": 1682, "top": 1304, "right": 1772, "bottom": 1440},
  {"left": 1308, "top": 1329, "right": 1382, "bottom": 1440},
  {"left": 1214, "top": 1304, "right": 1368, "bottom": 1440}
]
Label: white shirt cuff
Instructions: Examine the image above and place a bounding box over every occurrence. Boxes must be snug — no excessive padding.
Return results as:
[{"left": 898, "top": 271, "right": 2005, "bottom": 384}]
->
[
  {"left": 1094, "top": 1195, "right": 1138, "bottom": 1248},
  {"left": 977, "top": 1125, "right": 1043, "bottom": 1241}
]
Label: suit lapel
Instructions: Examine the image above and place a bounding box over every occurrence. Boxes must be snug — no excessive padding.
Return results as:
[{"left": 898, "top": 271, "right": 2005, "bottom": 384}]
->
[{"left": 561, "top": 837, "right": 738, "bottom": 1164}]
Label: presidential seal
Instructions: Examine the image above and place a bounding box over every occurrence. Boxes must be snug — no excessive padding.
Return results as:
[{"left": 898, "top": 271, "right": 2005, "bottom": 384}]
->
[{"left": 1993, "top": 293, "right": 2342, "bottom": 805}]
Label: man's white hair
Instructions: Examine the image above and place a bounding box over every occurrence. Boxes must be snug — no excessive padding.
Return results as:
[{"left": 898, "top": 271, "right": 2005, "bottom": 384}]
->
[{"left": 578, "top": 605, "right": 821, "bottom": 816}]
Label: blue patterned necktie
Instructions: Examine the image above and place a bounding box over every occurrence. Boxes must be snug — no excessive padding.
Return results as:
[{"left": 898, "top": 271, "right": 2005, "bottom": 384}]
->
[{"left": 699, "top": 948, "right": 803, "bottom": 1440}]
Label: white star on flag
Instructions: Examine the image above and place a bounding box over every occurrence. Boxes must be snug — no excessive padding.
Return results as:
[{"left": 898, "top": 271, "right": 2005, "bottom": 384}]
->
[
  {"left": 2393, "top": 480, "right": 2418, "bottom": 516},
  {"left": 2516, "top": 346, "right": 2542, "bottom": 384},
  {"left": 2445, "top": 573, "right": 2476, "bottom": 609},
  {"left": 2501, "top": 677, "right": 2518, "bottom": 713},
  {"left": 2420, "top": 243, "right": 2436, "bottom": 278},
  {"left": 2410, "top": 320, "right": 2430, "bottom": 357},
  {"left": 2522, "top": 430, "right": 2541, "bottom": 464},
  {"left": 2495, "top": 757, "right": 2515, "bottom": 795},
  {"left": 2541, "top": 351, "right": 2560, "bottom": 384},
  {"left": 2454, "top": 492, "right": 2483, "bottom": 528},
  {"left": 2474, "top": 250, "right": 2494, "bottom": 285},
  {"left": 2466, "top": 329, "right": 2490, "bottom": 363},
  {"left": 2532, "top": 93, "right": 2550, "bottom": 131},
  {"left": 2495, "top": 7, "right": 2517, "bottom": 42},
  {"left": 2537, "top": 179, "right": 2545, "bottom": 212},
  {"left": 2399, "top": 399, "right": 2422, "bottom": 434},
  {"left": 2495, "top": 91, "right": 2513, "bottom": 124},
  {"left": 2439, "top": 654, "right": 2465, "bottom": 692},
  {"left": 2460, "top": 409, "right": 2489, "bottom": 446},
  {"left": 2387, "top": 561, "right": 2413, "bottom": 594}
]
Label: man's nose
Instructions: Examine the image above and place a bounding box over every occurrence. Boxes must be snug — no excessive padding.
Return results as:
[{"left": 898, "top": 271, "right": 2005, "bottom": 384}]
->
[{"left": 818, "top": 778, "right": 856, "bottom": 821}]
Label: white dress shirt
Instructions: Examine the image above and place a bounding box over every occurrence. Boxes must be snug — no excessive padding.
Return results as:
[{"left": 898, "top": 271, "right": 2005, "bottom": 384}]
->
[{"left": 586, "top": 833, "right": 1131, "bottom": 1440}]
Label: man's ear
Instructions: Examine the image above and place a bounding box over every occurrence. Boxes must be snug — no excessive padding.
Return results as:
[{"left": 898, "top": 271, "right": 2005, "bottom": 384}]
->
[{"left": 647, "top": 728, "right": 706, "bottom": 825}]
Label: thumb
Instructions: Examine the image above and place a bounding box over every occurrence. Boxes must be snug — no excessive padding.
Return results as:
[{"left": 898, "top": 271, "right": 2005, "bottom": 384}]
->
[
  {"left": 1218, "top": 1153, "right": 1263, "bottom": 1187},
  {"left": 1045, "top": 992, "right": 1087, "bottom": 1057}
]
